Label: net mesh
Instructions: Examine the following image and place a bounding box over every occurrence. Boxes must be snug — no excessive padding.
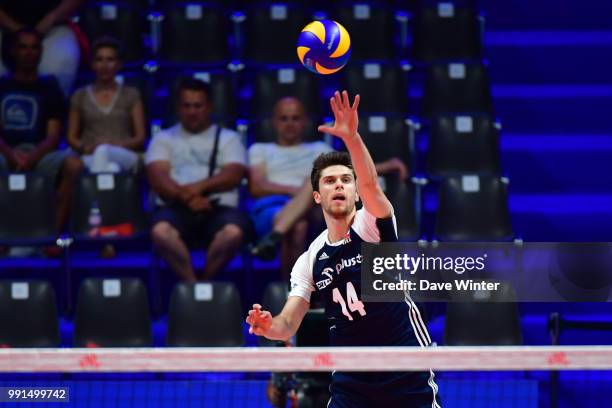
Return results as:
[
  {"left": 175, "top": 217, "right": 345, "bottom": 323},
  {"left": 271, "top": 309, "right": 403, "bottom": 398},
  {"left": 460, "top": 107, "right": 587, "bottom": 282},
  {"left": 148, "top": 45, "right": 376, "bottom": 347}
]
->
[{"left": 0, "top": 347, "right": 611, "bottom": 407}]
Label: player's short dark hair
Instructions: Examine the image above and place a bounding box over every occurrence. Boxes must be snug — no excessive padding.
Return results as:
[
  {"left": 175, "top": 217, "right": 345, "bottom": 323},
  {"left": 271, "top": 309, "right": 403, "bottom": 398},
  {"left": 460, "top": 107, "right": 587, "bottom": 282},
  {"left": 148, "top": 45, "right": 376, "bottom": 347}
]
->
[
  {"left": 91, "top": 36, "right": 123, "bottom": 60},
  {"left": 311, "top": 151, "right": 355, "bottom": 192},
  {"left": 177, "top": 77, "right": 213, "bottom": 104}
]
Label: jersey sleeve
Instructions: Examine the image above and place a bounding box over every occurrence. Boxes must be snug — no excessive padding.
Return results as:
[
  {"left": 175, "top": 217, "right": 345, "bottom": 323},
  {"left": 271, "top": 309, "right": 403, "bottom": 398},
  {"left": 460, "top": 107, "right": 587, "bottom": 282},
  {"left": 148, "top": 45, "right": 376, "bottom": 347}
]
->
[
  {"left": 288, "top": 251, "right": 315, "bottom": 302},
  {"left": 352, "top": 207, "right": 398, "bottom": 243}
]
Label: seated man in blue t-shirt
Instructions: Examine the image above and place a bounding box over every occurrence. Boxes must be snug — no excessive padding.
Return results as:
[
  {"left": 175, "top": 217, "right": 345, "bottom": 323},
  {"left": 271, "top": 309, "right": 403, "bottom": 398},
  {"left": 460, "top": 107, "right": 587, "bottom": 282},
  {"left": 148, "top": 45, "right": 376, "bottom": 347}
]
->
[{"left": 0, "top": 28, "right": 82, "bottom": 239}]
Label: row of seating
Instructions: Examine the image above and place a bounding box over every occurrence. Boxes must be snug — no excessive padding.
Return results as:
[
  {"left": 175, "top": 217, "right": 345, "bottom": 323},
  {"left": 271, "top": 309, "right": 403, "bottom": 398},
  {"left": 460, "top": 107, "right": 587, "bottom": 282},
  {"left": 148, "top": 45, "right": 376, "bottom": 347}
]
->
[
  {"left": 0, "top": 172, "right": 145, "bottom": 244},
  {"left": 105, "top": 60, "right": 493, "bottom": 143},
  {"left": 0, "top": 279, "right": 243, "bottom": 347},
  {"left": 0, "top": 278, "right": 522, "bottom": 348},
  {"left": 78, "top": 1, "right": 482, "bottom": 64},
  {"left": 0, "top": 172, "right": 511, "bottom": 246}
]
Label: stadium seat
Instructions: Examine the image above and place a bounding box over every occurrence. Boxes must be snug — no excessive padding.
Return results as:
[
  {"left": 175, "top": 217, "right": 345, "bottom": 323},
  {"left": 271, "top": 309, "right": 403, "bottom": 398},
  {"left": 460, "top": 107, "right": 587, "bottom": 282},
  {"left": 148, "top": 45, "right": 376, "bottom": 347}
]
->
[
  {"left": 167, "top": 282, "right": 244, "bottom": 347},
  {"left": 422, "top": 61, "right": 493, "bottom": 118},
  {"left": 411, "top": 2, "right": 481, "bottom": 62},
  {"left": 331, "top": 2, "right": 396, "bottom": 60},
  {"left": 70, "top": 172, "right": 147, "bottom": 240},
  {"left": 159, "top": 69, "right": 237, "bottom": 128},
  {"left": 74, "top": 278, "right": 152, "bottom": 347},
  {"left": 252, "top": 66, "right": 320, "bottom": 117},
  {"left": 293, "top": 308, "right": 330, "bottom": 404},
  {"left": 351, "top": 115, "right": 418, "bottom": 239},
  {"left": 384, "top": 176, "right": 420, "bottom": 241},
  {"left": 159, "top": 2, "right": 229, "bottom": 64},
  {"left": 342, "top": 62, "right": 409, "bottom": 114},
  {"left": 0, "top": 280, "right": 60, "bottom": 347},
  {"left": 242, "top": 3, "right": 311, "bottom": 63},
  {"left": 262, "top": 281, "right": 288, "bottom": 317},
  {"left": 435, "top": 175, "right": 513, "bottom": 241},
  {"left": 295, "top": 309, "right": 328, "bottom": 347},
  {"left": 78, "top": 2, "right": 146, "bottom": 63},
  {"left": 0, "top": 173, "right": 56, "bottom": 245},
  {"left": 258, "top": 281, "right": 288, "bottom": 347},
  {"left": 444, "top": 281, "right": 522, "bottom": 345},
  {"left": 357, "top": 114, "right": 412, "bottom": 168},
  {"left": 427, "top": 114, "right": 501, "bottom": 177}
]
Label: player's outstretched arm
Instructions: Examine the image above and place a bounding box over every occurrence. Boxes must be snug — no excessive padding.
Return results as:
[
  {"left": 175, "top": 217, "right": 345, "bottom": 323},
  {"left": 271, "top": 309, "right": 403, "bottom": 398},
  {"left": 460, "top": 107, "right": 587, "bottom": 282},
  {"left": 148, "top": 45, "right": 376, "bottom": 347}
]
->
[
  {"left": 246, "top": 296, "right": 310, "bottom": 341},
  {"left": 318, "top": 90, "right": 393, "bottom": 219}
]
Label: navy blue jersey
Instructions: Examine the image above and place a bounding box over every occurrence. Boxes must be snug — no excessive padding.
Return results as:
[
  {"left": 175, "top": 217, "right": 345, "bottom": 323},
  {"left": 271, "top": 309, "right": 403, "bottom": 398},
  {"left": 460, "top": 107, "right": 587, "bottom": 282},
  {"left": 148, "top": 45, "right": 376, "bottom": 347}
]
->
[
  {"left": 289, "top": 208, "right": 441, "bottom": 406},
  {"left": 289, "top": 208, "right": 432, "bottom": 348}
]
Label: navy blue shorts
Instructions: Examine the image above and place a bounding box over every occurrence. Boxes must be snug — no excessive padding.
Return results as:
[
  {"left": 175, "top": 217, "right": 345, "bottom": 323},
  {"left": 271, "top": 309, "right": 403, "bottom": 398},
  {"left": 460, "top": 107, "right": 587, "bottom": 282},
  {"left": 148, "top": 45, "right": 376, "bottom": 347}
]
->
[
  {"left": 151, "top": 204, "right": 253, "bottom": 246},
  {"left": 328, "top": 371, "right": 441, "bottom": 408}
]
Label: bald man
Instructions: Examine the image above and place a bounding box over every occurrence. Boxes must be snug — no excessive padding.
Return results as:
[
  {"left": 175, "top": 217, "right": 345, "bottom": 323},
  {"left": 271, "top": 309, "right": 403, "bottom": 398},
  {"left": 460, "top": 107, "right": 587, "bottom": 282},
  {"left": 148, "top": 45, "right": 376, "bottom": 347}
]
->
[{"left": 248, "top": 97, "right": 331, "bottom": 279}]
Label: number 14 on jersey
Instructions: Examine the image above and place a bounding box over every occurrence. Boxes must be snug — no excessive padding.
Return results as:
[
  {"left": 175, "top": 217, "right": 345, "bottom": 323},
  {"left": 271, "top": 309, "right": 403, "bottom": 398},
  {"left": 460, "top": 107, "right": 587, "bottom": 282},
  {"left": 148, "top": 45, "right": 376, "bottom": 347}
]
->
[{"left": 332, "top": 282, "right": 366, "bottom": 321}]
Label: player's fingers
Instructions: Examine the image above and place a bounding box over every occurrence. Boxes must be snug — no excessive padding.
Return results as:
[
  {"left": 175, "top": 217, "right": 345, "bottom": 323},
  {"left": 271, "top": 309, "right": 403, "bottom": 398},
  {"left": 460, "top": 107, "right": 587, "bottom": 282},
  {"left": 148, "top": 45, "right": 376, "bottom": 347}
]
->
[
  {"left": 334, "top": 91, "right": 343, "bottom": 111},
  {"left": 330, "top": 96, "right": 339, "bottom": 117},
  {"left": 352, "top": 94, "right": 360, "bottom": 111},
  {"left": 261, "top": 311, "right": 272, "bottom": 320},
  {"left": 319, "top": 126, "right": 342, "bottom": 139},
  {"left": 342, "top": 90, "right": 350, "bottom": 110},
  {"left": 318, "top": 125, "right": 334, "bottom": 134},
  {"left": 252, "top": 303, "right": 262, "bottom": 310}
]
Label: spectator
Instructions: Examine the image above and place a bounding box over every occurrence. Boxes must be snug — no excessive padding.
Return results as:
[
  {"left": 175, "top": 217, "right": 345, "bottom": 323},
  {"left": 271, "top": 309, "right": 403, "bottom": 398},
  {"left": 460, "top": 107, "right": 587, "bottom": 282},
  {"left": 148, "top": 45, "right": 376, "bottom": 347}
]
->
[
  {"left": 146, "top": 78, "right": 251, "bottom": 282},
  {"left": 0, "top": 0, "right": 84, "bottom": 96},
  {"left": 67, "top": 37, "right": 145, "bottom": 174},
  {"left": 251, "top": 104, "right": 409, "bottom": 269},
  {"left": 248, "top": 97, "right": 331, "bottom": 279},
  {"left": 0, "top": 28, "right": 82, "bottom": 239}
]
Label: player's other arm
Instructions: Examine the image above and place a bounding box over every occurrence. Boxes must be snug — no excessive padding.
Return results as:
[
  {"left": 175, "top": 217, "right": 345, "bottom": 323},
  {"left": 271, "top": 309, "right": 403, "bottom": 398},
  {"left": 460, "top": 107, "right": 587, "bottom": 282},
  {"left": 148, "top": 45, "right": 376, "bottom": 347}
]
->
[
  {"left": 318, "top": 90, "right": 393, "bottom": 219},
  {"left": 246, "top": 296, "right": 310, "bottom": 341}
]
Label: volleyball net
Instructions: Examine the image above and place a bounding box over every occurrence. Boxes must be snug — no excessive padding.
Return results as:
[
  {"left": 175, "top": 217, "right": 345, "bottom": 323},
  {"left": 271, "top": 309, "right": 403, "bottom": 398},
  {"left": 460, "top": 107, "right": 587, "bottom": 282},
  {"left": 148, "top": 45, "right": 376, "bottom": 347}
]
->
[{"left": 1, "top": 346, "right": 612, "bottom": 407}]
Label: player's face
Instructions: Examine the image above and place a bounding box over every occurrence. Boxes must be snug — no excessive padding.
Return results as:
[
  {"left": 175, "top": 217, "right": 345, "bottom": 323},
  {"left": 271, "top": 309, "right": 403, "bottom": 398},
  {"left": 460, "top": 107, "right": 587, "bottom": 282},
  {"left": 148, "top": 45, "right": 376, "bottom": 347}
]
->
[
  {"left": 12, "top": 32, "right": 42, "bottom": 71},
  {"left": 92, "top": 47, "right": 122, "bottom": 82},
  {"left": 177, "top": 89, "right": 212, "bottom": 133},
  {"left": 272, "top": 99, "right": 307, "bottom": 145},
  {"left": 313, "top": 165, "right": 358, "bottom": 218}
]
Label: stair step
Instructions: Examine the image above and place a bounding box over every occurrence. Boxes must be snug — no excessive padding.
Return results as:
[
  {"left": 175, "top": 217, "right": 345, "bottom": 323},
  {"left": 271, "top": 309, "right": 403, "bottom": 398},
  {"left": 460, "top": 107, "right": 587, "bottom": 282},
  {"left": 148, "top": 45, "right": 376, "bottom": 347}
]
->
[
  {"left": 492, "top": 85, "right": 612, "bottom": 133},
  {"left": 482, "top": 1, "right": 612, "bottom": 30},
  {"left": 486, "top": 39, "right": 612, "bottom": 84},
  {"left": 500, "top": 134, "right": 612, "bottom": 193}
]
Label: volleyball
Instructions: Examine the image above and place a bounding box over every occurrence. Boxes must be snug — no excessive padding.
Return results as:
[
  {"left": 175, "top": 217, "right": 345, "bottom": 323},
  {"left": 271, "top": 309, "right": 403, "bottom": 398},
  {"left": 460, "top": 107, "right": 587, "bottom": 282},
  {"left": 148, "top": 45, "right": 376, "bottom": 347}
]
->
[{"left": 296, "top": 20, "right": 351, "bottom": 75}]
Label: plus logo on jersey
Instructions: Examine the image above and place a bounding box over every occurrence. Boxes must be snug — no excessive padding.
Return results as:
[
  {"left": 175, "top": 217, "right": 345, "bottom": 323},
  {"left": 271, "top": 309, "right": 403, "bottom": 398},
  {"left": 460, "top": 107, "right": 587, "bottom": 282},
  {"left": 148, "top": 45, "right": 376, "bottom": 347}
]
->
[
  {"left": 315, "top": 254, "right": 364, "bottom": 290},
  {"left": 335, "top": 254, "right": 363, "bottom": 274}
]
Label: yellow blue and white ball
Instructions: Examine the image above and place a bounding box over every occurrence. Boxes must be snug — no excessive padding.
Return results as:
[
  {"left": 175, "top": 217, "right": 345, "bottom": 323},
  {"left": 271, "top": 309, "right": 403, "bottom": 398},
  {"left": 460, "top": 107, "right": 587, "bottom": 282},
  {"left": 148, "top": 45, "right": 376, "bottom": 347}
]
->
[{"left": 296, "top": 20, "right": 351, "bottom": 75}]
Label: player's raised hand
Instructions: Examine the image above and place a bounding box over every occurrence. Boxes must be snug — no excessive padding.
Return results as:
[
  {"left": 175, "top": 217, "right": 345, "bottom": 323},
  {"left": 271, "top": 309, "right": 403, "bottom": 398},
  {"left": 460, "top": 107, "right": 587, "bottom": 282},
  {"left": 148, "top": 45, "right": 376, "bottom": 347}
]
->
[
  {"left": 246, "top": 303, "right": 273, "bottom": 336},
  {"left": 318, "top": 90, "right": 360, "bottom": 142}
]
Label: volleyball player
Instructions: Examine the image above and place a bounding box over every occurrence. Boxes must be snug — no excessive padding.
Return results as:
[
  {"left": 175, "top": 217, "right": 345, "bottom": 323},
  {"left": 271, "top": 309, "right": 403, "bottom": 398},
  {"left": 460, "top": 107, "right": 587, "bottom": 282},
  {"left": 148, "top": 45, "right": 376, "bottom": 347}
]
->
[{"left": 246, "top": 91, "right": 441, "bottom": 407}]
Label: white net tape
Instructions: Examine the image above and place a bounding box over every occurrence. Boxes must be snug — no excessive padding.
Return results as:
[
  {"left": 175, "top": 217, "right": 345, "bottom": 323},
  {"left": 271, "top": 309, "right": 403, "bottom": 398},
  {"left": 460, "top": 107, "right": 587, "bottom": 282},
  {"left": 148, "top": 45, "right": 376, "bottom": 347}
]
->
[{"left": 1, "top": 346, "right": 610, "bottom": 373}]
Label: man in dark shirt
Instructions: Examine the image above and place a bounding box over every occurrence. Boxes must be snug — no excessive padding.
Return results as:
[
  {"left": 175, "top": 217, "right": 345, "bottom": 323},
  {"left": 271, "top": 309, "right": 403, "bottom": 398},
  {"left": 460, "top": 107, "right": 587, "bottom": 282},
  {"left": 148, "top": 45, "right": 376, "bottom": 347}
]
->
[
  {"left": 0, "top": 0, "right": 84, "bottom": 95},
  {"left": 0, "top": 28, "right": 82, "bottom": 236}
]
